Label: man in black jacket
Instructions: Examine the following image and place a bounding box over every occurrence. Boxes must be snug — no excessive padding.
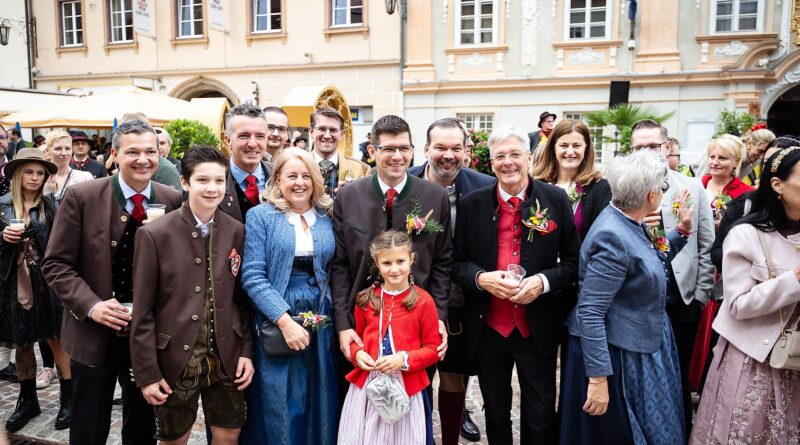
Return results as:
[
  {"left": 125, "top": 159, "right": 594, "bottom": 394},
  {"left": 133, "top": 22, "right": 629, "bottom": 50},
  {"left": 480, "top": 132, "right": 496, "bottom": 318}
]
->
[{"left": 70, "top": 131, "right": 107, "bottom": 178}]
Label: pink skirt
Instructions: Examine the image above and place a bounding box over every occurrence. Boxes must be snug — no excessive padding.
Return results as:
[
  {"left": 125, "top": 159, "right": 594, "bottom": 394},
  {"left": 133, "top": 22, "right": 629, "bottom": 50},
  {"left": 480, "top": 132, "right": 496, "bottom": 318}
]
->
[
  {"left": 690, "top": 338, "right": 800, "bottom": 444},
  {"left": 337, "top": 371, "right": 426, "bottom": 445}
]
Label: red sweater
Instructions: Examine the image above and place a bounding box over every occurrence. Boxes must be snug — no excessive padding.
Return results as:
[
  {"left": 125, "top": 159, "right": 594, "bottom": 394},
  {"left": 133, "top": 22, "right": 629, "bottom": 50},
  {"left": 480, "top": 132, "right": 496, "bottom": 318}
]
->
[
  {"left": 347, "top": 285, "right": 441, "bottom": 397},
  {"left": 701, "top": 175, "right": 755, "bottom": 200}
]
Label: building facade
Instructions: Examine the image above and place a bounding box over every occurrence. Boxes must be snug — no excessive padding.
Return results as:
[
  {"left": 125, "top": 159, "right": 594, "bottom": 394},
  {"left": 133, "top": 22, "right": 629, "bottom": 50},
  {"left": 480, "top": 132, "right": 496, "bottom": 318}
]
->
[
  {"left": 29, "top": 0, "right": 403, "bottom": 151},
  {"left": 0, "top": 0, "right": 32, "bottom": 89},
  {"left": 402, "top": 0, "right": 800, "bottom": 165}
]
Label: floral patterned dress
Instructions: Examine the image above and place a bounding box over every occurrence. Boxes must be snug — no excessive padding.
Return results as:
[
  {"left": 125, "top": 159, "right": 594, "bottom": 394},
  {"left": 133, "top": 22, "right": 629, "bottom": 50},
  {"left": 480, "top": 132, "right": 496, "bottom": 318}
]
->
[{"left": 690, "top": 305, "right": 800, "bottom": 445}]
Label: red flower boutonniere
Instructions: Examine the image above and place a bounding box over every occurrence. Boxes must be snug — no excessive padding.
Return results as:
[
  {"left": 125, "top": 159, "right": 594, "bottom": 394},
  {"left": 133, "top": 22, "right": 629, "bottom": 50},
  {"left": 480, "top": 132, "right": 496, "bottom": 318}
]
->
[
  {"left": 648, "top": 227, "right": 671, "bottom": 254},
  {"left": 521, "top": 199, "right": 558, "bottom": 242},
  {"left": 228, "top": 248, "right": 241, "bottom": 277},
  {"left": 405, "top": 199, "right": 445, "bottom": 236}
]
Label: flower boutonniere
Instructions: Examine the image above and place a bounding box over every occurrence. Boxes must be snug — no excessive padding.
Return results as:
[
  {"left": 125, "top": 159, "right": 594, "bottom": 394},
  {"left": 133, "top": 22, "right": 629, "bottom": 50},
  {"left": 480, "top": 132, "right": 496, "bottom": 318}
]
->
[
  {"left": 648, "top": 227, "right": 671, "bottom": 254},
  {"left": 672, "top": 194, "right": 694, "bottom": 218},
  {"left": 405, "top": 199, "right": 445, "bottom": 236},
  {"left": 712, "top": 193, "right": 731, "bottom": 213},
  {"left": 567, "top": 184, "right": 584, "bottom": 207},
  {"left": 299, "top": 311, "right": 330, "bottom": 331},
  {"left": 521, "top": 199, "right": 558, "bottom": 242},
  {"left": 228, "top": 248, "right": 241, "bottom": 277}
]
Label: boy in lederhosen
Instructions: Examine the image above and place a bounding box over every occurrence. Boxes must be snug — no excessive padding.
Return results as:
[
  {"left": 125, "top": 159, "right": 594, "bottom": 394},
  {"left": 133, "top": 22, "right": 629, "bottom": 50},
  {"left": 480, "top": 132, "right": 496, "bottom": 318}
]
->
[{"left": 130, "top": 145, "right": 254, "bottom": 444}]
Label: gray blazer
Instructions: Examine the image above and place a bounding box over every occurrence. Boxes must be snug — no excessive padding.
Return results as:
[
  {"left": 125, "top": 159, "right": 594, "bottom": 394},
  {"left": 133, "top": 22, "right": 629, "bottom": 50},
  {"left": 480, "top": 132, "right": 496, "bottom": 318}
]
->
[
  {"left": 660, "top": 169, "right": 715, "bottom": 305},
  {"left": 566, "top": 206, "right": 687, "bottom": 377}
]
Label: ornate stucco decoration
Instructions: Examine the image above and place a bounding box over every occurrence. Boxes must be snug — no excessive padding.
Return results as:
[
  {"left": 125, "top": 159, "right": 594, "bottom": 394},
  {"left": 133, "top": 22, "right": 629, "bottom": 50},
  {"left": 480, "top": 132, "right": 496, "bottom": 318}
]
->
[
  {"left": 765, "top": 64, "right": 800, "bottom": 94},
  {"left": 520, "top": 0, "right": 538, "bottom": 65},
  {"left": 792, "top": 0, "right": 800, "bottom": 44},
  {"left": 568, "top": 47, "right": 606, "bottom": 64},
  {"left": 459, "top": 52, "right": 493, "bottom": 70},
  {"left": 714, "top": 41, "right": 749, "bottom": 58}
]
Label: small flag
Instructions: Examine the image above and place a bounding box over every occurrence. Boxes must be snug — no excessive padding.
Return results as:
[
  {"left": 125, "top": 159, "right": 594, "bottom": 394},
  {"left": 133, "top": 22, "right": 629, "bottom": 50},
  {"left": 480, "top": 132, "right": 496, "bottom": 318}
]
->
[{"left": 113, "top": 118, "right": 118, "bottom": 131}]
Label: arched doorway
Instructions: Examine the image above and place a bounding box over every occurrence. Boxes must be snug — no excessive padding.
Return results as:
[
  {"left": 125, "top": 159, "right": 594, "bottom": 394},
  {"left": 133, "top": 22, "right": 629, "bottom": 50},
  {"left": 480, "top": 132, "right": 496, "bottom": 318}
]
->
[
  {"left": 767, "top": 84, "right": 800, "bottom": 137},
  {"left": 169, "top": 76, "right": 239, "bottom": 106}
]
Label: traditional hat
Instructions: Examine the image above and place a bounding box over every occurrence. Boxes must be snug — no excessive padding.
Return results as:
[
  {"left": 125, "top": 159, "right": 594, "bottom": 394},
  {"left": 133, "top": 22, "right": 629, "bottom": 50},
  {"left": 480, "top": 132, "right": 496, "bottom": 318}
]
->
[
  {"left": 537, "top": 111, "right": 557, "bottom": 128},
  {"left": 69, "top": 131, "right": 91, "bottom": 143},
  {"left": 3, "top": 147, "right": 58, "bottom": 178}
]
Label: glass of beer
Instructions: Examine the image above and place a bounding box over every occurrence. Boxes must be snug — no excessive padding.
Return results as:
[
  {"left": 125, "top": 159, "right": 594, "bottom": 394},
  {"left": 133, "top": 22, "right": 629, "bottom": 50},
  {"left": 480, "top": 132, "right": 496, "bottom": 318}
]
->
[
  {"left": 8, "top": 219, "right": 25, "bottom": 232},
  {"left": 145, "top": 204, "right": 166, "bottom": 222},
  {"left": 117, "top": 303, "right": 133, "bottom": 337}
]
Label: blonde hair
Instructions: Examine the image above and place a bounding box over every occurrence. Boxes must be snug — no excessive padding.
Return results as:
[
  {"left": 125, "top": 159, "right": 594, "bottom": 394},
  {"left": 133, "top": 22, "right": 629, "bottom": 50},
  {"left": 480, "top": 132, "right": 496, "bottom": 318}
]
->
[
  {"left": 44, "top": 130, "right": 72, "bottom": 160},
  {"left": 11, "top": 162, "right": 48, "bottom": 224},
  {"left": 355, "top": 230, "right": 419, "bottom": 313},
  {"left": 532, "top": 119, "right": 602, "bottom": 186},
  {"left": 749, "top": 128, "right": 776, "bottom": 145},
  {"left": 707, "top": 134, "right": 747, "bottom": 176},
  {"left": 266, "top": 147, "right": 332, "bottom": 214}
]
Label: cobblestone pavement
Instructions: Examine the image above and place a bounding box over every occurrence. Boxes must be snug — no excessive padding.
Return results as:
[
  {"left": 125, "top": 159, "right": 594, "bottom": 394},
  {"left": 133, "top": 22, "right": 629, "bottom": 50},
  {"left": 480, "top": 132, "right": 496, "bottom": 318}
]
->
[{"left": 0, "top": 355, "right": 525, "bottom": 444}]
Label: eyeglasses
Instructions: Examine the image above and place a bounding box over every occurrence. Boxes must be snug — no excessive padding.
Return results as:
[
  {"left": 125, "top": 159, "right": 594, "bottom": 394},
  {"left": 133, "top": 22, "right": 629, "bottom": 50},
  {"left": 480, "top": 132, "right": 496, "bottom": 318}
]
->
[
  {"left": 491, "top": 152, "right": 526, "bottom": 163},
  {"left": 661, "top": 179, "right": 670, "bottom": 193},
  {"left": 631, "top": 141, "right": 668, "bottom": 151},
  {"left": 313, "top": 126, "right": 341, "bottom": 136},
  {"left": 267, "top": 124, "right": 289, "bottom": 134},
  {"left": 667, "top": 154, "right": 680, "bottom": 158},
  {"left": 0, "top": 135, "right": 6, "bottom": 141},
  {"left": 374, "top": 144, "right": 414, "bottom": 155}
]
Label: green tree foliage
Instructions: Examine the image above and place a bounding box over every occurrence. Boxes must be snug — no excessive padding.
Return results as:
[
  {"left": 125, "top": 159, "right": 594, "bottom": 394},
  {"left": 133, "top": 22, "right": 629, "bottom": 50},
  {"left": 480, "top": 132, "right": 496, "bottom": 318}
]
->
[
  {"left": 162, "top": 119, "right": 220, "bottom": 159},
  {"left": 713, "top": 110, "right": 758, "bottom": 137},
  {"left": 469, "top": 130, "right": 493, "bottom": 176},
  {"left": 585, "top": 104, "right": 674, "bottom": 154}
]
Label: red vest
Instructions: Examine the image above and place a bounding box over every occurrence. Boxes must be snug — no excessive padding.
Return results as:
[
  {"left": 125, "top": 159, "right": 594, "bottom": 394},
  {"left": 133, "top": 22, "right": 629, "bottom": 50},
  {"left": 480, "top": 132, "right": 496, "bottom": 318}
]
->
[{"left": 485, "top": 191, "right": 530, "bottom": 338}]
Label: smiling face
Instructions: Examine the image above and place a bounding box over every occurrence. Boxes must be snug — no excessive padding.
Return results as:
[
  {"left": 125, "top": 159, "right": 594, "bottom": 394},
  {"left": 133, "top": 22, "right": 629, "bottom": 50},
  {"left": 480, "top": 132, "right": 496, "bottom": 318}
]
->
[
  {"left": 491, "top": 137, "right": 530, "bottom": 195},
  {"left": 19, "top": 162, "right": 47, "bottom": 194},
  {"left": 112, "top": 132, "right": 159, "bottom": 191},
  {"left": 182, "top": 161, "right": 227, "bottom": 214},
  {"left": 425, "top": 125, "right": 465, "bottom": 184},
  {"left": 226, "top": 115, "right": 268, "bottom": 173},
  {"left": 265, "top": 111, "right": 289, "bottom": 154},
  {"left": 374, "top": 245, "right": 414, "bottom": 292},
  {"left": 554, "top": 131, "right": 586, "bottom": 176},
  {"left": 47, "top": 137, "right": 73, "bottom": 168},
  {"left": 707, "top": 147, "right": 737, "bottom": 180},
  {"left": 276, "top": 157, "right": 313, "bottom": 212},
  {"left": 310, "top": 114, "right": 342, "bottom": 160},
  {"left": 748, "top": 140, "right": 769, "bottom": 163},
  {"left": 369, "top": 132, "right": 414, "bottom": 187}
]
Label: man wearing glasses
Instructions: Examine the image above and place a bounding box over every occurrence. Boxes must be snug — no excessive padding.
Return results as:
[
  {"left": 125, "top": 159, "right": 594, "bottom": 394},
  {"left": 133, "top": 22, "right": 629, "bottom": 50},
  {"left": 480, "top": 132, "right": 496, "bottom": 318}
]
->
[
  {"left": 330, "top": 115, "right": 452, "bottom": 433},
  {"left": 262, "top": 106, "right": 290, "bottom": 162},
  {"left": 220, "top": 104, "right": 274, "bottom": 223},
  {"left": 308, "top": 107, "right": 370, "bottom": 198},
  {"left": 630, "top": 119, "right": 715, "bottom": 433}
]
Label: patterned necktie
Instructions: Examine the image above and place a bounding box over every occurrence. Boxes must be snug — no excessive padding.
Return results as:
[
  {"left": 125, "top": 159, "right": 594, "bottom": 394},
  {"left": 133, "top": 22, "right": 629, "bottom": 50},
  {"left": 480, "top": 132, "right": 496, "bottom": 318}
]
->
[
  {"left": 244, "top": 175, "right": 259, "bottom": 205},
  {"left": 130, "top": 194, "right": 146, "bottom": 223},
  {"left": 319, "top": 160, "right": 336, "bottom": 196},
  {"left": 385, "top": 188, "right": 398, "bottom": 218},
  {"left": 74, "top": 159, "right": 86, "bottom": 170}
]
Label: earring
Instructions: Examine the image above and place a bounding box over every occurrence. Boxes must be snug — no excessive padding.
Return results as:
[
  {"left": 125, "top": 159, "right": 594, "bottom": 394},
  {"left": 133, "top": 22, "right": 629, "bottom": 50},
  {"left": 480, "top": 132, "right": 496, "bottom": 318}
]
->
[{"left": 778, "top": 192, "right": 783, "bottom": 201}]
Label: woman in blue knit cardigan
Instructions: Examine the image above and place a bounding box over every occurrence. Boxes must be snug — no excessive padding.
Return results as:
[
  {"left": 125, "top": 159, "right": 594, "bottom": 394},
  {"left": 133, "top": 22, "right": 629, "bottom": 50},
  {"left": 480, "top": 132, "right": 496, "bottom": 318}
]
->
[{"left": 240, "top": 148, "right": 339, "bottom": 445}]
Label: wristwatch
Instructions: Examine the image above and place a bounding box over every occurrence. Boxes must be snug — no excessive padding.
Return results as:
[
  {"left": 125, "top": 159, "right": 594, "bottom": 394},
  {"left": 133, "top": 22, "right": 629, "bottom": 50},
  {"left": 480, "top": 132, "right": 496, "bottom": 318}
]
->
[{"left": 398, "top": 351, "right": 409, "bottom": 371}]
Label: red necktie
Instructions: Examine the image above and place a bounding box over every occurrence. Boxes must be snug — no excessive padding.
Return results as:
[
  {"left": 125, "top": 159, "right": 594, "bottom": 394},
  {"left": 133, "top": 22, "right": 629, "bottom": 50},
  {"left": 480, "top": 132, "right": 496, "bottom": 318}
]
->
[
  {"left": 74, "top": 159, "right": 86, "bottom": 170},
  {"left": 508, "top": 196, "right": 521, "bottom": 209},
  {"left": 130, "top": 194, "right": 146, "bottom": 223},
  {"left": 385, "top": 188, "right": 398, "bottom": 217},
  {"left": 244, "top": 175, "right": 259, "bottom": 205}
]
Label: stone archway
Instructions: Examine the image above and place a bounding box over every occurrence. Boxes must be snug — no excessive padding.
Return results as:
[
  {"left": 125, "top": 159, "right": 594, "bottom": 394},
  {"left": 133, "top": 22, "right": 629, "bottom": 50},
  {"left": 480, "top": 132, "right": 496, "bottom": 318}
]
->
[
  {"left": 169, "top": 76, "right": 239, "bottom": 106},
  {"left": 767, "top": 84, "right": 800, "bottom": 137}
]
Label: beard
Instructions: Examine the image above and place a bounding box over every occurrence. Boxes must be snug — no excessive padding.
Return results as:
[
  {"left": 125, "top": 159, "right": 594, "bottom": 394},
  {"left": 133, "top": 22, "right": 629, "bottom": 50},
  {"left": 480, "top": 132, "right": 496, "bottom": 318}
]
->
[{"left": 431, "top": 159, "right": 461, "bottom": 181}]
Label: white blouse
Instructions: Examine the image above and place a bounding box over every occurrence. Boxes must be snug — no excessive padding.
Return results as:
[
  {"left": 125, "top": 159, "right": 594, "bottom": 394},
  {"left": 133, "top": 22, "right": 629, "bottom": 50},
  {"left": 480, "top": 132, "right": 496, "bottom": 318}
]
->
[{"left": 285, "top": 208, "right": 317, "bottom": 256}]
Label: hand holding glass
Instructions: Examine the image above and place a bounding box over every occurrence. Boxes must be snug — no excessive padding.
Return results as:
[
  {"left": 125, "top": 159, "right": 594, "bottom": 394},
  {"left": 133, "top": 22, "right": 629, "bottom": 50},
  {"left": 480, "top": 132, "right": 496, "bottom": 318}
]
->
[
  {"left": 8, "top": 219, "right": 25, "bottom": 232},
  {"left": 505, "top": 264, "right": 526, "bottom": 287}
]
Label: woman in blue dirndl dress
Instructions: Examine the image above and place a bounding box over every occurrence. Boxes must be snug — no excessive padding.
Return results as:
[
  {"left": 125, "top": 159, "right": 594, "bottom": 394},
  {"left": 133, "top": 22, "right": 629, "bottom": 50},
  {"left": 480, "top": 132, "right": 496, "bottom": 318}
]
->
[{"left": 240, "top": 148, "right": 339, "bottom": 444}]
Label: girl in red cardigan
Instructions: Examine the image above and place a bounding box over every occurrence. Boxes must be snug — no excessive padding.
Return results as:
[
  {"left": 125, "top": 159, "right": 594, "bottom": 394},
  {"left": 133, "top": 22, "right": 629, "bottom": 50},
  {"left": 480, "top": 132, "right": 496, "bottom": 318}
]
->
[{"left": 337, "top": 230, "right": 440, "bottom": 445}]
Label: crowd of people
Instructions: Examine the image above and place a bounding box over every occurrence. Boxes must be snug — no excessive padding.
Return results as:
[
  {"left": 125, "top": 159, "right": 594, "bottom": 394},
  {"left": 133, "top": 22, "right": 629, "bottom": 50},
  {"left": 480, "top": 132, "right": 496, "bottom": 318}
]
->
[{"left": 0, "top": 102, "right": 797, "bottom": 445}]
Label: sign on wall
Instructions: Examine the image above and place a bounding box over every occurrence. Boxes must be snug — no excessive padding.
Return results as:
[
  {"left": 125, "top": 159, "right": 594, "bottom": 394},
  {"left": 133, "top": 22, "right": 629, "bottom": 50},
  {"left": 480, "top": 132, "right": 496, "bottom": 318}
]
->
[
  {"left": 134, "top": 0, "right": 154, "bottom": 37},
  {"left": 209, "top": 0, "right": 225, "bottom": 30}
]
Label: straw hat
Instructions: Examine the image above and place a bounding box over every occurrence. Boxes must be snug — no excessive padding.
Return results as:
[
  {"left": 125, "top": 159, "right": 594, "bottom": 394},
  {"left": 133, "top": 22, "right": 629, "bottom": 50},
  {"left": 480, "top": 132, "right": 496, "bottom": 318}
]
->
[{"left": 3, "top": 147, "right": 58, "bottom": 178}]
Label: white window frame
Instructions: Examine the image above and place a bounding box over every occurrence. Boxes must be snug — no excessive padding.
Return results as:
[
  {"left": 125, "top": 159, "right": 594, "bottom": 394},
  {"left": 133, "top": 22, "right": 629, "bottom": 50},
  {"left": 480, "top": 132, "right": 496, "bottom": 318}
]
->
[
  {"left": 109, "top": 0, "right": 134, "bottom": 44},
  {"left": 330, "top": 0, "right": 364, "bottom": 28},
  {"left": 60, "top": 1, "right": 83, "bottom": 47},
  {"left": 457, "top": 113, "right": 495, "bottom": 132},
  {"left": 710, "top": 0, "right": 764, "bottom": 34},
  {"left": 253, "top": 0, "right": 282, "bottom": 33},
  {"left": 455, "top": 0, "right": 499, "bottom": 46},
  {"left": 564, "top": 0, "right": 612, "bottom": 41},
  {"left": 563, "top": 112, "right": 604, "bottom": 163},
  {"left": 177, "top": 0, "right": 204, "bottom": 38}
]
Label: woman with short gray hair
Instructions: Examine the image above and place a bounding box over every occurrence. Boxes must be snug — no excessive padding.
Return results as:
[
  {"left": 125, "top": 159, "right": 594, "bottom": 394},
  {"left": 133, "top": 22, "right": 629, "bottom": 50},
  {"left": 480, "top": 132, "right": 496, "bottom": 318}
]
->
[{"left": 559, "top": 150, "right": 695, "bottom": 444}]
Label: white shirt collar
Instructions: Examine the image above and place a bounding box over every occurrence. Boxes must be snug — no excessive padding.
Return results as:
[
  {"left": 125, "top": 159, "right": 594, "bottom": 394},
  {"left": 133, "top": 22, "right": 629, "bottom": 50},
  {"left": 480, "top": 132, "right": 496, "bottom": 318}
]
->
[
  {"left": 312, "top": 151, "right": 339, "bottom": 166},
  {"left": 192, "top": 211, "right": 215, "bottom": 237},
  {"left": 376, "top": 174, "right": 408, "bottom": 196},
  {"left": 286, "top": 208, "right": 317, "bottom": 227},
  {"left": 498, "top": 184, "right": 526, "bottom": 203},
  {"left": 118, "top": 174, "right": 152, "bottom": 202}
]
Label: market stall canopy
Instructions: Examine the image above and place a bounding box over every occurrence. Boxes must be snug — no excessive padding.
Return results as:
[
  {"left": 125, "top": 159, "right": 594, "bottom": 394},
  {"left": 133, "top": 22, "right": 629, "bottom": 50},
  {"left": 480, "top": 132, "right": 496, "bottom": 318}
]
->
[
  {"left": 186, "top": 97, "right": 230, "bottom": 140},
  {"left": 282, "top": 85, "right": 353, "bottom": 156},
  {"left": 0, "top": 87, "right": 78, "bottom": 115},
  {"left": 0, "top": 89, "right": 191, "bottom": 128}
]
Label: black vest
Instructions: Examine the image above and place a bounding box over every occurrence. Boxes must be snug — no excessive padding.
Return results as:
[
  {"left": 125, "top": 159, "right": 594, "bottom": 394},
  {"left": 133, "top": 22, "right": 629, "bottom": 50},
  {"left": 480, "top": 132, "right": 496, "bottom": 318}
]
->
[{"left": 111, "top": 217, "right": 142, "bottom": 303}]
